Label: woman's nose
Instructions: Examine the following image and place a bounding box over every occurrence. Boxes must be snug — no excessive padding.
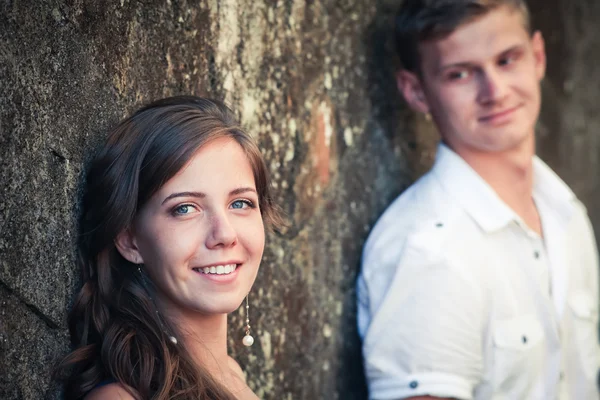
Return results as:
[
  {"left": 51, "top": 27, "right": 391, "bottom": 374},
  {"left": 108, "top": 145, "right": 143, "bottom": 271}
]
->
[{"left": 205, "top": 213, "right": 237, "bottom": 249}]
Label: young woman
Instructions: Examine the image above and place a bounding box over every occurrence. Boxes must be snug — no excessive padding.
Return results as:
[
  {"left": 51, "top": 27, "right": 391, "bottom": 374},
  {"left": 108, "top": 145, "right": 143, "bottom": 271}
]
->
[{"left": 56, "top": 96, "right": 282, "bottom": 399}]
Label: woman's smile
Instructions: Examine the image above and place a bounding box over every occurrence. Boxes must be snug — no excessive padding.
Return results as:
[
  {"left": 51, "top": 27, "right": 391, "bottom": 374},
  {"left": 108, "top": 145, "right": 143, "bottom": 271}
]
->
[{"left": 193, "top": 262, "right": 242, "bottom": 283}]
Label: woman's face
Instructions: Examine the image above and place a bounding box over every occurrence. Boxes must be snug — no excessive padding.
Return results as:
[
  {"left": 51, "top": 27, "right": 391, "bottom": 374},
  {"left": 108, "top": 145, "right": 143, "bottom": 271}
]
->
[{"left": 124, "top": 137, "right": 265, "bottom": 317}]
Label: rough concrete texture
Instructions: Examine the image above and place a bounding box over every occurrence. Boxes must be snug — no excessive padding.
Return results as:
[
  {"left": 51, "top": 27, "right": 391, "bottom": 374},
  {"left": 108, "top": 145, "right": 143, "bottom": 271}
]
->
[
  {"left": 1, "top": 0, "right": 598, "bottom": 399},
  {"left": 0, "top": 1, "right": 409, "bottom": 398}
]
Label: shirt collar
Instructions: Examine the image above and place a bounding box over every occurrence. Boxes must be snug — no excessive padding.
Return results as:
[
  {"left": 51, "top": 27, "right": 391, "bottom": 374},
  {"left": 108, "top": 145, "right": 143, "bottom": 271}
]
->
[
  {"left": 532, "top": 156, "right": 576, "bottom": 224},
  {"left": 431, "top": 142, "right": 575, "bottom": 233}
]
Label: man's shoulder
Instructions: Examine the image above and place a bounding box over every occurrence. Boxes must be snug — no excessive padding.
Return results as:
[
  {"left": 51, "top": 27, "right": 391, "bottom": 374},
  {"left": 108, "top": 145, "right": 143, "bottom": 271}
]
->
[
  {"left": 365, "top": 172, "right": 462, "bottom": 250},
  {"left": 361, "top": 171, "right": 469, "bottom": 277}
]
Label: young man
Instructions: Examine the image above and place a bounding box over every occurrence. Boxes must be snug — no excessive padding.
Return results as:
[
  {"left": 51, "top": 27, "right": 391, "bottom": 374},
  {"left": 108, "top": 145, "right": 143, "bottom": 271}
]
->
[{"left": 356, "top": 1, "right": 600, "bottom": 399}]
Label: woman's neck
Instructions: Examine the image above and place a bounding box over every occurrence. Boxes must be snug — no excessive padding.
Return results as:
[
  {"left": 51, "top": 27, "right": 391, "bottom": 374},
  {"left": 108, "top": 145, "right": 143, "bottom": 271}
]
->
[
  {"left": 182, "top": 312, "right": 230, "bottom": 377},
  {"left": 161, "top": 304, "right": 254, "bottom": 397},
  {"left": 159, "top": 302, "right": 231, "bottom": 381}
]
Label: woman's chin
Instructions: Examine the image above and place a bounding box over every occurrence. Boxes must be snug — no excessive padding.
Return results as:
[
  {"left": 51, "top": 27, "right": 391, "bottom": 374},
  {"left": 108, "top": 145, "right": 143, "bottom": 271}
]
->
[{"left": 186, "top": 298, "right": 247, "bottom": 316}]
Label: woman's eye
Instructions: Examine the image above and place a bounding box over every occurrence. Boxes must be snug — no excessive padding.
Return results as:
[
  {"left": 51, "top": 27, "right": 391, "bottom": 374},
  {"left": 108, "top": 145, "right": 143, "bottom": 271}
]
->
[
  {"left": 173, "top": 204, "right": 195, "bottom": 215},
  {"left": 231, "top": 199, "right": 253, "bottom": 210}
]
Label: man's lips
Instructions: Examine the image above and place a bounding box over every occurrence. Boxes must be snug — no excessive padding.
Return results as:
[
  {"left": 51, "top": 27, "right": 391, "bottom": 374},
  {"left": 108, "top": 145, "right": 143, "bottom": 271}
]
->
[{"left": 479, "top": 105, "right": 522, "bottom": 123}]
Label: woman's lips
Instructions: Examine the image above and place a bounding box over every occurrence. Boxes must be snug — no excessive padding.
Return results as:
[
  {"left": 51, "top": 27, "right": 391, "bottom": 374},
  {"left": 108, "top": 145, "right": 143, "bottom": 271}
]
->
[{"left": 192, "top": 263, "right": 241, "bottom": 283}]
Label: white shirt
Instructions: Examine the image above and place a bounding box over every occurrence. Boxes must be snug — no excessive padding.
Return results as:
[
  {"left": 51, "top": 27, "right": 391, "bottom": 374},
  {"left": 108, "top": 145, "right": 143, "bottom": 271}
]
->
[{"left": 357, "top": 143, "right": 600, "bottom": 400}]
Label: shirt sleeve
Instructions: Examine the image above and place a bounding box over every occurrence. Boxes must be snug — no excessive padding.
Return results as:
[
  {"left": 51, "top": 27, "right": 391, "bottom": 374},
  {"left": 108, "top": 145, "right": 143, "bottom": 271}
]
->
[{"left": 360, "top": 236, "right": 486, "bottom": 400}]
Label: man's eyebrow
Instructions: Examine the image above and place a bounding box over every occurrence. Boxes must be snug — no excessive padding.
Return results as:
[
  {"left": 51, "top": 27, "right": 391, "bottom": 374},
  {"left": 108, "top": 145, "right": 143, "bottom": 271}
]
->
[
  {"left": 437, "top": 61, "right": 474, "bottom": 73},
  {"left": 161, "top": 187, "right": 257, "bottom": 205},
  {"left": 497, "top": 44, "right": 524, "bottom": 57},
  {"left": 436, "top": 44, "right": 525, "bottom": 73}
]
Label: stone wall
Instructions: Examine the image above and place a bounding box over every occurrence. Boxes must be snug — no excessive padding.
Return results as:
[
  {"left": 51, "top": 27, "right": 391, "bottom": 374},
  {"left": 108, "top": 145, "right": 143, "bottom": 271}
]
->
[
  {"left": 0, "top": 0, "right": 598, "bottom": 399},
  {"left": 0, "top": 1, "right": 410, "bottom": 398},
  {"left": 529, "top": 0, "right": 600, "bottom": 237}
]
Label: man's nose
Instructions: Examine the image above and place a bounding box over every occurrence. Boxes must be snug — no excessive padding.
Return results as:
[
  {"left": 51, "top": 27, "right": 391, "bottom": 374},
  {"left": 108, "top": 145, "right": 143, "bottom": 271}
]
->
[{"left": 477, "top": 69, "right": 508, "bottom": 105}]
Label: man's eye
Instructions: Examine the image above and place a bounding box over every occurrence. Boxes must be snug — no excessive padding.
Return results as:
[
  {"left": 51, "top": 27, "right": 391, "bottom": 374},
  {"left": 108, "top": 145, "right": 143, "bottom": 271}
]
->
[
  {"left": 448, "top": 70, "right": 469, "bottom": 80},
  {"left": 499, "top": 52, "right": 520, "bottom": 66}
]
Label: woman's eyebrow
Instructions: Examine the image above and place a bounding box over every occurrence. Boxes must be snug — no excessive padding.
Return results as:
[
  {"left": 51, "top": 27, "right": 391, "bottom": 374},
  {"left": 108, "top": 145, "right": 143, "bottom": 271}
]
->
[
  {"left": 229, "top": 187, "right": 257, "bottom": 196},
  {"left": 161, "top": 187, "right": 257, "bottom": 205},
  {"left": 161, "top": 191, "right": 205, "bottom": 205}
]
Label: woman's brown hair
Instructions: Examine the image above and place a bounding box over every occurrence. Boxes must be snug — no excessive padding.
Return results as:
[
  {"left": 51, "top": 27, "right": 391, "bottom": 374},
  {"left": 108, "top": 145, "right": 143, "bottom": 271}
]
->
[{"left": 55, "top": 96, "right": 282, "bottom": 399}]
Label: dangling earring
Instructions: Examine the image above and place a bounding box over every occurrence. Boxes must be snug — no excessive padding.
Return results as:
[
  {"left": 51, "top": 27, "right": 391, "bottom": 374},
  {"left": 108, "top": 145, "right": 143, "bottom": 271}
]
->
[
  {"left": 242, "top": 295, "right": 254, "bottom": 347},
  {"left": 168, "top": 333, "right": 178, "bottom": 345},
  {"left": 137, "top": 264, "right": 177, "bottom": 345}
]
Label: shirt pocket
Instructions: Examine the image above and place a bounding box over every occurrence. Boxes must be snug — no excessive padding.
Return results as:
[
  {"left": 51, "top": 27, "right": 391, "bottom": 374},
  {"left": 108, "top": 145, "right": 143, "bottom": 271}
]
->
[
  {"left": 492, "top": 315, "right": 545, "bottom": 395},
  {"left": 569, "top": 292, "right": 600, "bottom": 380}
]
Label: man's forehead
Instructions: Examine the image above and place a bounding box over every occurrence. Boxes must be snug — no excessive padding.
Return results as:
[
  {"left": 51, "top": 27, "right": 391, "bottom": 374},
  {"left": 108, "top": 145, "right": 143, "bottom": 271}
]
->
[{"left": 419, "top": 6, "right": 530, "bottom": 69}]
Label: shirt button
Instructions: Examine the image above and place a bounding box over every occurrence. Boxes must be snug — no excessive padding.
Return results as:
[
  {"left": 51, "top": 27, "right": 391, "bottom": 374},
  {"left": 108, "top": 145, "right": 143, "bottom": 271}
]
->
[
  {"left": 435, "top": 222, "right": 443, "bottom": 228},
  {"left": 409, "top": 380, "right": 419, "bottom": 389},
  {"left": 522, "top": 335, "right": 527, "bottom": 344},
  {"left": 534, "top": 251, "right": 540, "bottom": 259}
]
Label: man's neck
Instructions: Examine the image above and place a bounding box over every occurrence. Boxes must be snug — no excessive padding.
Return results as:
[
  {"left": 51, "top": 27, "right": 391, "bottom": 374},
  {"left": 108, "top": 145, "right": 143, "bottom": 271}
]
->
[{"left": 450, "top": 135, "right": 542, "bottom": 235}]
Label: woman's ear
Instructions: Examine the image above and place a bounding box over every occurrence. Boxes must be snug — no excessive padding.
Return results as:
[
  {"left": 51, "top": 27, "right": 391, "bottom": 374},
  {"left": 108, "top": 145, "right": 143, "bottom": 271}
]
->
[{"left": 115, "top": 228, "right": 144, "bottom": 264}]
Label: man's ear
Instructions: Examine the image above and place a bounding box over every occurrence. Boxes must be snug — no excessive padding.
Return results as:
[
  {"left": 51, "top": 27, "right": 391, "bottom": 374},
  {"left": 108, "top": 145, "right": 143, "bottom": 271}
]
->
[
  {"left": 115, "top": 228, "right": 144, "bottom": 264},
  {"left": 396, "top": 69, "right": 430, "bottom": 114},
  {"left": 531, "top": 30, "right": 546, "bottom": 81}
]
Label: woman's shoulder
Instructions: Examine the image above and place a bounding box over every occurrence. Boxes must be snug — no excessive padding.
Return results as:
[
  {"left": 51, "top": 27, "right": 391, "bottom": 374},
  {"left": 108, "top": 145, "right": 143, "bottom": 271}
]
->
[
  {"left": 227, "top": 357, "right": 261, "bottom": 400},
  {"left": 84, "top": 383, "right": 135, "bottom": 400},
  {"left": 227, "top": 356, "right": 246, "bottom": 382}
]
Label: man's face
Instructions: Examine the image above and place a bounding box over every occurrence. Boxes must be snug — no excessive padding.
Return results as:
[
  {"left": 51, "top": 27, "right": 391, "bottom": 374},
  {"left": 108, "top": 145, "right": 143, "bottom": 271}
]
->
[{"left": 398, "top": 6, "right": 546, "bottom": 157}]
